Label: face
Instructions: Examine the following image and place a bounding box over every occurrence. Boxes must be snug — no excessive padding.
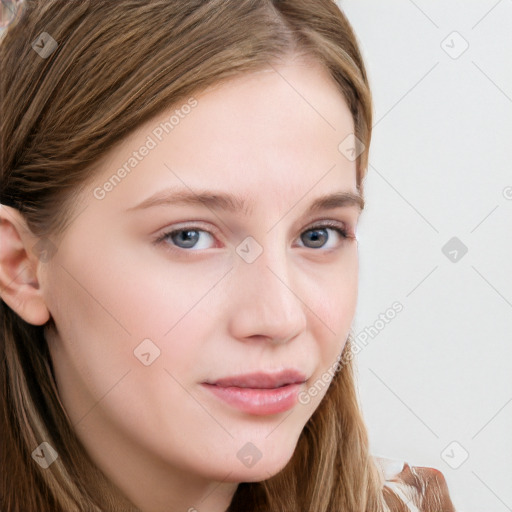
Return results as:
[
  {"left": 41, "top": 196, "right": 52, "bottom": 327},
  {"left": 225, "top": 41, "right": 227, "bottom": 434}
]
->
[{"left": 13, "top": 57, "right": 362, "bottom": 505}]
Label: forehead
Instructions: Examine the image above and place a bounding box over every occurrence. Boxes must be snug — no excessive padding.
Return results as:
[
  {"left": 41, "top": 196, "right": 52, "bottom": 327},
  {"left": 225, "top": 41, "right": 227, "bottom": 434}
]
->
[{"left": 86, "top": 58, "right": 358, "bottom": 216}]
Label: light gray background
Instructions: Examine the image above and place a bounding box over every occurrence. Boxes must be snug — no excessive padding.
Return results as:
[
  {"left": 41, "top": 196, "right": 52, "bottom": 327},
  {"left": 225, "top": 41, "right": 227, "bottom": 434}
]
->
[{"left": 338, "top": 1, "right": 512, "bottom": 510}]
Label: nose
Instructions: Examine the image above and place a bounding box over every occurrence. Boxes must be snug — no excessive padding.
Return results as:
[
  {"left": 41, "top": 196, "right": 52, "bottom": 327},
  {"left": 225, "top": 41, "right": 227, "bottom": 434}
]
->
[{"left": 227, "top": 242, "right": 308, "bottom": 345}]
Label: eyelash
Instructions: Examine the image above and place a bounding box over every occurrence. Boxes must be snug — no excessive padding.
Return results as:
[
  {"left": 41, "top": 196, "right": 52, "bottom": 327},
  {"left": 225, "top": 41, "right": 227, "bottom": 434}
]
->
[{"left": 154, "top": 220, "right": 355, "bottom": 255}]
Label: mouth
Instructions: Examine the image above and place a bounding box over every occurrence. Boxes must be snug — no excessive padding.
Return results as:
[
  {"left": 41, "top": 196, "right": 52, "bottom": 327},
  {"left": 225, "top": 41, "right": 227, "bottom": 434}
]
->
[
  {"left": 201, "top": 369, "right": 308, "bottom": 415},
  {"left": 206, "top": 369, "right": 307, "bottom": 389}
]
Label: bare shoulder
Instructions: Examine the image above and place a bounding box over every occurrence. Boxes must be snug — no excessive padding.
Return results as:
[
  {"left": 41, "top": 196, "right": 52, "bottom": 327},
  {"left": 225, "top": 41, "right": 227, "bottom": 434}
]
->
[{"left": 373, "top": 456, "right": 457, "bottom": 512}]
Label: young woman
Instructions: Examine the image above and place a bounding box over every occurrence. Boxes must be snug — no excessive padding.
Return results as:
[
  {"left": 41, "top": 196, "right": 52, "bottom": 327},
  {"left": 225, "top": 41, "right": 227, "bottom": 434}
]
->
[{"left": 0, "top": 1, "right": 457, "bottom": 511}]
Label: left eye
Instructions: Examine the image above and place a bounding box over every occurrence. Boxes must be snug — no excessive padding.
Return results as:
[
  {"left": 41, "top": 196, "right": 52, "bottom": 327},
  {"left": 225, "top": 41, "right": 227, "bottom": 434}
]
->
[
  {"left": 298, "top": 225, "right": 349, "bottom": 249},
  {"left": 156, "top": 223, "right": 350, "bottom": 252}
]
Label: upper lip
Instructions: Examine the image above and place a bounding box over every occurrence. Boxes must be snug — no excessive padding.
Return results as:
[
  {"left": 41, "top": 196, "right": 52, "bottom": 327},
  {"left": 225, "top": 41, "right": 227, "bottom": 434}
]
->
[{"left": 205, "top": 369, "right": 308, "bottom": 389}]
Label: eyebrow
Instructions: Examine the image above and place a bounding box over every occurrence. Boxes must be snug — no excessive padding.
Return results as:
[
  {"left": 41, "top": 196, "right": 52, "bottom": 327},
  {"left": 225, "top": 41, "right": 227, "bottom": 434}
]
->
[{"left": 126, "top": 188, "right": 364, "bottom": 215}]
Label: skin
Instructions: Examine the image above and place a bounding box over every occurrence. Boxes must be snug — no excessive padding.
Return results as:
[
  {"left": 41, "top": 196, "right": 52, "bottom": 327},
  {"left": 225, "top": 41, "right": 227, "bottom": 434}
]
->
[{"left": 0, "top": 56, "right": 362, "bottom": 512}]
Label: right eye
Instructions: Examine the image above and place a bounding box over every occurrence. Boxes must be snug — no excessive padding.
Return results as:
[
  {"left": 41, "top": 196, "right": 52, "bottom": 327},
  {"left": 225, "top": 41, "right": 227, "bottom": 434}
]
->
[{"left": 155, "top": 226, "right": 216, "bottom": 251}]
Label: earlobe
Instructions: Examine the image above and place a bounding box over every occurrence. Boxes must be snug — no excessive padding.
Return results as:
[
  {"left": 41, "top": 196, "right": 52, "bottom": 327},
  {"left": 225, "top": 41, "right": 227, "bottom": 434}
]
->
[{"left": 0, "top": 204, "right": 51, "bottom": 326}]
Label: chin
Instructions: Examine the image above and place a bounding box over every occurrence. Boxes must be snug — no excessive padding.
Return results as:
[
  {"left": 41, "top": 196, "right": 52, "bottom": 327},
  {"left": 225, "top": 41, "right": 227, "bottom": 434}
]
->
[{"left": 222, "top": 444, "right": 296, "bottom": 484}]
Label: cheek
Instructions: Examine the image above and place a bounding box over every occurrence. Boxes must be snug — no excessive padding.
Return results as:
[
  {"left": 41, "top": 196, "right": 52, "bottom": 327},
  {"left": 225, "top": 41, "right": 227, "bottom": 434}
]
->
[
  {"left": 49, "top": 239, "right": 225, "bottom": 380},
  {"left": 296, "top": 256, "right": 357, "bottom": 412},
  {"left": 307, "top": 246, "right": 359, "bottom": 332},
  {"left": 54, "top": 234, "right": 220, "bottom": 339},
  {"left": 44, "top": 259, "right": 136, "bottom": 406},
  {"left": 44, "top": 249, "right": 211, "bottom": 438},
  {"left": 304, "top": 248, "right": 358, "bottom": 347}
]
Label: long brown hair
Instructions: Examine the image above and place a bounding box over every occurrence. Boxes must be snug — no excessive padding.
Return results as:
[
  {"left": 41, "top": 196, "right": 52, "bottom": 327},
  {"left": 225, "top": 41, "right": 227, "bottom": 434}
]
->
[{"left": 0, "top": 1, "right": 406, "bottom": 510}]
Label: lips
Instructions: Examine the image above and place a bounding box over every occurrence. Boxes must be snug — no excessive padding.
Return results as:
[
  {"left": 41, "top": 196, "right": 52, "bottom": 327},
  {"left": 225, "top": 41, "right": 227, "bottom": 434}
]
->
[
  {"left": 206, "top": 369, "right": 307, "bottom": 389},
  {"left": 201, "top": 370, "right": 308, "bottom": 415}
]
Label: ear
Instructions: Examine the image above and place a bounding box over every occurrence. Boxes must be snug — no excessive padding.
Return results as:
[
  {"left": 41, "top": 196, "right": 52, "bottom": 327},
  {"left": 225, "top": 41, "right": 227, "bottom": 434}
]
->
[{"left": 0, "top": 204, "right": 51, "bottom": 325}]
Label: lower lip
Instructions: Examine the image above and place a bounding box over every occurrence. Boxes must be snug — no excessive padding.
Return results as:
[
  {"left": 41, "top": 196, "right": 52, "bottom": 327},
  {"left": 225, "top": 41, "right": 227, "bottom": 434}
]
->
[{"left": 201, "top": 382, "right": 303, "bottom": 415}]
